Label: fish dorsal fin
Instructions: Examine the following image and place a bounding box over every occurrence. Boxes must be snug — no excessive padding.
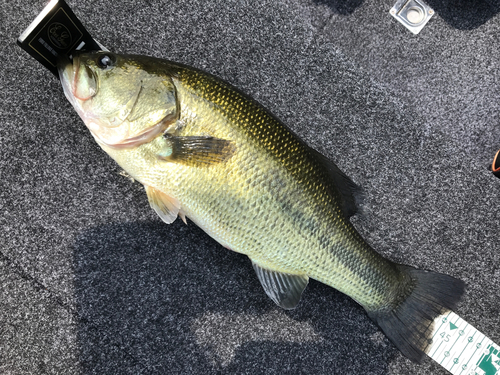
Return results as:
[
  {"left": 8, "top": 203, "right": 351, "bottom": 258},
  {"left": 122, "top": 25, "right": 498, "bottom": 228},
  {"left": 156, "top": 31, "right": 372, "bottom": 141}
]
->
[
  {"left": 309, "top": 147, "right": 364, "bottom": 218},
  {"left": 251, "top": 260, "right": 309, "bottom": 310},
  {"left": 158, "top": 134, "right": 234, "bottom": 166},
  {"left": 145, "top": 185, "right": 185, "bottom": 224}
]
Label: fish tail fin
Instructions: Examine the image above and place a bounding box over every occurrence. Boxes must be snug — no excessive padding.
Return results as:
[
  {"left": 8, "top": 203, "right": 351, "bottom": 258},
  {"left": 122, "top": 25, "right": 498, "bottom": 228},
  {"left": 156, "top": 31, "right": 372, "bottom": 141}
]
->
[{"left": 366, "top": 265, "right": 465, "bottom": 363}]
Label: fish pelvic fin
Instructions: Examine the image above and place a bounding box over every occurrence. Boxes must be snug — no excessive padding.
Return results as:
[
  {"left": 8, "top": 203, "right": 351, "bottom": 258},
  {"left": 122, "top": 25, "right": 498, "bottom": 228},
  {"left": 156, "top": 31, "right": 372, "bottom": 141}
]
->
[
  {"left": 145, "top": 185, "right": 184, "bottom": 224},
  {"left": 366, "top": 265, "right": 465, "bottom": 363},
  {"left": 158, "top": 134, "right": 234, "bottom": 166},
  {"left": 251, "top": 259, "right": 309, "bottom": 310}
]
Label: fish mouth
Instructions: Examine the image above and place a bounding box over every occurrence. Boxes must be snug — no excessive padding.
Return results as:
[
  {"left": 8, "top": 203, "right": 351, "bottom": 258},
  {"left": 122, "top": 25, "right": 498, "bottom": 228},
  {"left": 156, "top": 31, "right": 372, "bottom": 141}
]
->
[
  {"left": 58, "top": 55, "right": 78, "bottom": 107},
  {"left": 58, "top": 54, "right": 97, "bottom": 102}
]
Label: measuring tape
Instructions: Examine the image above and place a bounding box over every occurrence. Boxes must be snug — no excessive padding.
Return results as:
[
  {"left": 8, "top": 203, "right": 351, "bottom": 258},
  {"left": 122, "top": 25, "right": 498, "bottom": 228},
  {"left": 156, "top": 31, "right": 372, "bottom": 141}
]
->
[{"left": 428, "top": 311, "right": 500, "bottom": 374}]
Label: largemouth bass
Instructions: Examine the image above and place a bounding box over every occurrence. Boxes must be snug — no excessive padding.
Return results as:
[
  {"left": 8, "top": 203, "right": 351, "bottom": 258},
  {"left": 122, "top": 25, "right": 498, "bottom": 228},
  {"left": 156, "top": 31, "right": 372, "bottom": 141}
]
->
[{"left": 58, "top": 51, "right": 464, "bottom": 363}]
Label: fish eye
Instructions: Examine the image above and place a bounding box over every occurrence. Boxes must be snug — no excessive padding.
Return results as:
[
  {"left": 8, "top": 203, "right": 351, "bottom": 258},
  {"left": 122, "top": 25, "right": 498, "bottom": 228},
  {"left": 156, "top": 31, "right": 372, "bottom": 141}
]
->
[{"left": 97, "top": 54, "right": 115, "bottom": 69}]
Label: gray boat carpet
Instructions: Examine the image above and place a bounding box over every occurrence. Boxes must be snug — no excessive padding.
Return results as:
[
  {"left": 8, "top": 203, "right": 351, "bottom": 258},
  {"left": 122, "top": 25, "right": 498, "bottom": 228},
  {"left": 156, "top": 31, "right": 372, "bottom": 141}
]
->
[{"left": 1, "top": 0, "right": 499, "bottom": 374}]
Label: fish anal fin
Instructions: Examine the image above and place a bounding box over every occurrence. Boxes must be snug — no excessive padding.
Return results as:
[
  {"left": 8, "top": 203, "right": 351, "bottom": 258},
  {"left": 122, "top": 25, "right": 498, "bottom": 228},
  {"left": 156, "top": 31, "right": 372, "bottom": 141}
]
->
[
  {"left": 309, "top": 147, "right": 364, "bottom": 218},
  {"left": 251, "top": 259, "right": 309, "bottom": 310},
  {"left": 158, "top": 134, "right": 234, "bottom": 166},
  {"left": 145, "top": 185, "right": 181, "bottom": 224}
]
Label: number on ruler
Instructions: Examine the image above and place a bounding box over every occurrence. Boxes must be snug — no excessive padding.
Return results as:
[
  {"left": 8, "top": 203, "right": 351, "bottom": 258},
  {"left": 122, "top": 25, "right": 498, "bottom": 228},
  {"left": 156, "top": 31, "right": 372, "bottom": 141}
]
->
[{"left": 441, "top": 332, "right": 451, "bottom": 342}]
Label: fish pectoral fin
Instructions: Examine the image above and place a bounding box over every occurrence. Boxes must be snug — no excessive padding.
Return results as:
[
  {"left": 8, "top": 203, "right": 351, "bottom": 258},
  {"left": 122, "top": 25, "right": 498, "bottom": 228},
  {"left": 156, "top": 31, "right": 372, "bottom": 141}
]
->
[
  {"left": 251, "top": 259, "right": 309, "bottom": 310},
  {"left": 145, "top": 185, "right": 184, "bottom": 224},
  {"left": 158, "top": 134, "right": 234, "bottom": 166}
]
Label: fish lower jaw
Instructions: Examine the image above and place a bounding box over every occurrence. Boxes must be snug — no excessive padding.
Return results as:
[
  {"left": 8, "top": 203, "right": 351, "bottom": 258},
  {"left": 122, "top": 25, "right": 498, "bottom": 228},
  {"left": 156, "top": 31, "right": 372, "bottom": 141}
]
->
[{"left": 88, "top": 116, "right": 176, "bottom": 150}]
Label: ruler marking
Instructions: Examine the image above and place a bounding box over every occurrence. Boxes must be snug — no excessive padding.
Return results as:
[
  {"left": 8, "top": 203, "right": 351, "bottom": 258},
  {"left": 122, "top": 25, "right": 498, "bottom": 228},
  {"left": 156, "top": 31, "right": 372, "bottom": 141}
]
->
[
  {"left": 475, "top": 336, "right": 488, "bottom": 366},
  {"left": 433, "top": 339, "right": 445, "bottom": 358},
  {"left": 427, "top": 312, "right": 500, "bottom": 375},
  {"left": 432, "top": 311, "right": 451, "bottom": 341},
  {"left": 455, "top": 328, "right": 474, "bottom": 373},
  {"left": 448, "top": 321, "right": 470, "bottom": 370},
  {"left": 454, "top": 329, "right": 475, "bottom": 372},
  {"left": 432, "top": 311, "right": 452, "bottom": 340},
  {"left": 464, "top": 340, "right": 481, "bottom": 374}
]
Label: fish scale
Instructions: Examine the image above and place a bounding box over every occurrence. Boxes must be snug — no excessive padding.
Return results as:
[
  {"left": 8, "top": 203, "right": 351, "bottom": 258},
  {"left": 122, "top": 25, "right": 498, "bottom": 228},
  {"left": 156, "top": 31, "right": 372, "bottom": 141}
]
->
[
  {"left": 136, "top": 64, "right": 398, "bottom": 308},
  {"left": 59, "top": 52, "right": 465, "bottom": 363},
  {"left": 165, "top": 78, "right": 390, "bottom": 302}
]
